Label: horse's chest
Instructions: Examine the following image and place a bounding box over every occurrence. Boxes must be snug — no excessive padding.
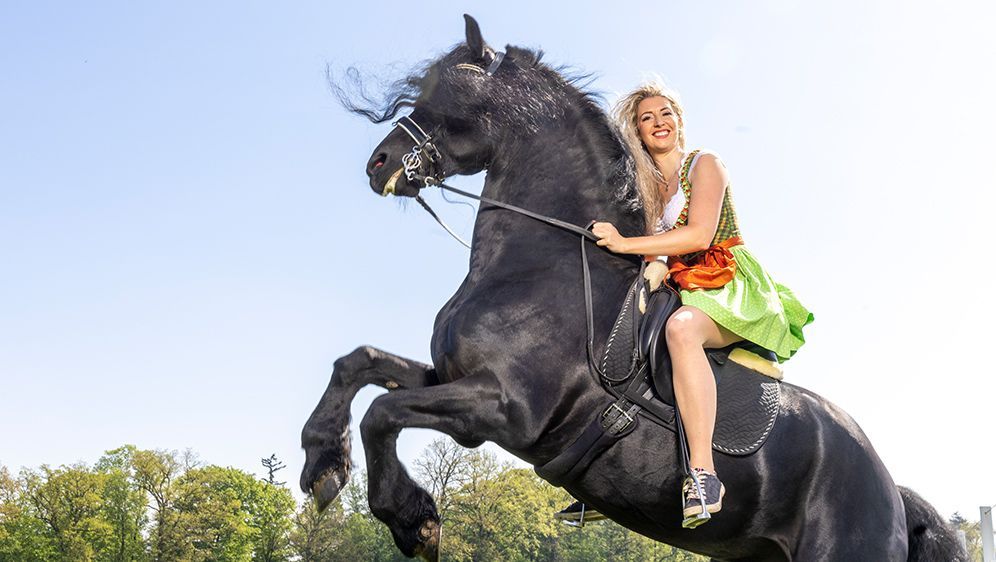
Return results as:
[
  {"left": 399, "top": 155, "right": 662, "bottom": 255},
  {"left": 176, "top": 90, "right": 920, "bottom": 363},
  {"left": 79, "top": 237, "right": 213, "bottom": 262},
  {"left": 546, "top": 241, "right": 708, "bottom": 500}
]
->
[{"left": 430, "top": 289, "right": 570, "bottom": 383}]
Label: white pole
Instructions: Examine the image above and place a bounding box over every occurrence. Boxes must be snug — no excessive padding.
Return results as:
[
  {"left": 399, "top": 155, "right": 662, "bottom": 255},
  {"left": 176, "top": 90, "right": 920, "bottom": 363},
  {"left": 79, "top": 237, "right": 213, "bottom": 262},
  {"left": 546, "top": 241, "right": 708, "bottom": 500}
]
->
[{"left": 982, "top": 505, "right": 995, "bottom": 562}]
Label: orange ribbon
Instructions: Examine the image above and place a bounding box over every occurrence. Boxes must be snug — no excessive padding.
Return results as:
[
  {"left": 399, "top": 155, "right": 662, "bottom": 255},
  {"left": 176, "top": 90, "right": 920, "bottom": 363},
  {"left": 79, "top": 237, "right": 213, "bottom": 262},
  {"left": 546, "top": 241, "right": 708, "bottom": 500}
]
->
[{"left": 668, "top": 236, "right": 744, "bottom": 291}]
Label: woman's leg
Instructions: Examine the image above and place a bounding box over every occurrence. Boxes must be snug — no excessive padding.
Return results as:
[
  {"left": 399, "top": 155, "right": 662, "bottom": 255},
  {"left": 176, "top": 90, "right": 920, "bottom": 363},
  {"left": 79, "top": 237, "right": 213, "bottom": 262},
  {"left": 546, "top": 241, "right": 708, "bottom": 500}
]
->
[{"left": 665, "top": 305, "right": 742, "bottom": 472}]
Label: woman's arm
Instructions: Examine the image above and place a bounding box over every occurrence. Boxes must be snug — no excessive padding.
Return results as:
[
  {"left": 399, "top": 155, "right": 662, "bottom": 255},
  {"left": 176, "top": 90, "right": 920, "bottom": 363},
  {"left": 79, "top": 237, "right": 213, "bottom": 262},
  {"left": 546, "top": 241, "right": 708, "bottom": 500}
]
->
[{"left": 594, "top": 153, "right": 729, "bottom": 256}]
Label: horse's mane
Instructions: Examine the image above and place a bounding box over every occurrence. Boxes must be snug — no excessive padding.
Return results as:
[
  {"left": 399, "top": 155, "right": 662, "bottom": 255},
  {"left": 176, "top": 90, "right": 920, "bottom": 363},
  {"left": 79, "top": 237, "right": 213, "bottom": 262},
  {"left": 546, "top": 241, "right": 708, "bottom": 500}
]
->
[{"left": 330, "top": 44, "right": 641, "bottom": 213}]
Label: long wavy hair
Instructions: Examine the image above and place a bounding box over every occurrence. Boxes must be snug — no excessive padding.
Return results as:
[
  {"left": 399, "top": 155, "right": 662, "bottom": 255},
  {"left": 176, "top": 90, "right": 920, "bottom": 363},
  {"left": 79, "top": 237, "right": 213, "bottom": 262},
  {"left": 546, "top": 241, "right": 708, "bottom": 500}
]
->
[{"left": 612, "top": 82, "right": 686, "bottom": 233}]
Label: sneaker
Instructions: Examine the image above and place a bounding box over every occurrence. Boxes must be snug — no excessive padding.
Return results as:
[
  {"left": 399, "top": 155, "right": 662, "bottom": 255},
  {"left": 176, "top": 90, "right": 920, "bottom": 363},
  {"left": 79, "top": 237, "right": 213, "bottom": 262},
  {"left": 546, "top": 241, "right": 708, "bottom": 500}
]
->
[
  {"left": 554, "top": 501, "right": 607, "bottom": 524},
  {"left": 681, "top": 468, "right": 725, "bottom": 529}
]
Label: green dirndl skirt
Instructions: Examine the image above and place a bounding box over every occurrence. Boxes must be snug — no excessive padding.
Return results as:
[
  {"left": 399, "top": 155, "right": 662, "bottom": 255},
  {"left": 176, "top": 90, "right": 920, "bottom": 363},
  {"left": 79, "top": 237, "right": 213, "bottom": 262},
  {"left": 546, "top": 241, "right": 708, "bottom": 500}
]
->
[{"left": 678, "top": 245, "right": 813, "bottom": 362}]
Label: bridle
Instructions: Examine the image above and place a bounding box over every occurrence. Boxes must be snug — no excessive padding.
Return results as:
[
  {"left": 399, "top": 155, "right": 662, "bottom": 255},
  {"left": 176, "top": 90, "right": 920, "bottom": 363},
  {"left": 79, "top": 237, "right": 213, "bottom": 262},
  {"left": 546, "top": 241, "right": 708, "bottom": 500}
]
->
[
  {"left": 387, "top": 50, "right": 598, "bottom": 237},
  {"left": 393, "top": 115, "right": 444, "bottom": 188},
  {"left": 388, "top": 50, "right": 506, "bottom": 193}
]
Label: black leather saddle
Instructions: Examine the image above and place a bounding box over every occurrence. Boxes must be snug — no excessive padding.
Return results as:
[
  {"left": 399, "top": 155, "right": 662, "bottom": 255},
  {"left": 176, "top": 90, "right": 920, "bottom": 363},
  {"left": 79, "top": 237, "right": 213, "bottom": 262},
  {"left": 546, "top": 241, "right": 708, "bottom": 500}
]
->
[
  {"left": 603, "top": 282, "right": 781, "bottom": 456},
  {"left": 534, "top": 273, "right": 783, "bottom": 487}
]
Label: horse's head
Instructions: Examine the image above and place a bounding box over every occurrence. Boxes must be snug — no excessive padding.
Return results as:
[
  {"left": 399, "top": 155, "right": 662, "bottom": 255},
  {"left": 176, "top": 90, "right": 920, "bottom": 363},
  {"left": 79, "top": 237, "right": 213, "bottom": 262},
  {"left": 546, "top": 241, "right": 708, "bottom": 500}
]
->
[
  {"left": 347, "top": 15, "right": 642, "bottom": 237},
  {"left": 362, "top": 15, "right": 526, "bottom": 197}
]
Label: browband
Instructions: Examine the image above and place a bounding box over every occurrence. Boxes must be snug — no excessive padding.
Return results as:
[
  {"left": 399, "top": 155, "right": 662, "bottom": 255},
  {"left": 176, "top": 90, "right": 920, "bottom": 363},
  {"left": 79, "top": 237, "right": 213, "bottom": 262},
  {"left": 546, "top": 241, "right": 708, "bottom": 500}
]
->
[{"left": 454, "top": 50, "right": 506, "bottom": 76}]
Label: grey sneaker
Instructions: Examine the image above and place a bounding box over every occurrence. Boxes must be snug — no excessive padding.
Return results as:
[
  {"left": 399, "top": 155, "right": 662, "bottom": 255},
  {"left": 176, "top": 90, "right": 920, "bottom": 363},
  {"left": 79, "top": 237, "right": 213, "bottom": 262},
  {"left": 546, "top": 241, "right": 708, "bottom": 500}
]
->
[{"left": 681, "top": 468, "right": 725, "bottom": 528}]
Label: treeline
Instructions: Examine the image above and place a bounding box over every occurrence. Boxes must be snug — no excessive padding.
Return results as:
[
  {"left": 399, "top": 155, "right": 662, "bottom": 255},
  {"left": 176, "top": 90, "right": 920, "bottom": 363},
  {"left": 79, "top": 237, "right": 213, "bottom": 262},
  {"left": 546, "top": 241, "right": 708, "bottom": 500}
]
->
[
  {"left": 0, "top": 441, "right": 707, "bottom": 561},
  {"left": 0, "top": 441, "right": 983, "bottom": 561}
]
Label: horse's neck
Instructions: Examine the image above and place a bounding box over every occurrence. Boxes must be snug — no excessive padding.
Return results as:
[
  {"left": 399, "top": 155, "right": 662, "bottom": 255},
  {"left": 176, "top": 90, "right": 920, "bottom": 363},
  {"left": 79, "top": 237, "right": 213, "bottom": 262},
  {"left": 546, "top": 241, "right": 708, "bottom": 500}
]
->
[
  {"left": 487, "top": 117, "right": 637, "bottom": 229},
  {"left": 468, "top": 119, "right": 640, "bottom": 279}
]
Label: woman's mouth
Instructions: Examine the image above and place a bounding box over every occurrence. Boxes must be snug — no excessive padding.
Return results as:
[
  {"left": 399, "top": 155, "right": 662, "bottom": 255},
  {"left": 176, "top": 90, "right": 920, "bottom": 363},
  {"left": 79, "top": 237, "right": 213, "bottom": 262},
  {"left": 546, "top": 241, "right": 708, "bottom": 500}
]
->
[{"left": 653, "top": 130, "right": 671, "bottom": 139}]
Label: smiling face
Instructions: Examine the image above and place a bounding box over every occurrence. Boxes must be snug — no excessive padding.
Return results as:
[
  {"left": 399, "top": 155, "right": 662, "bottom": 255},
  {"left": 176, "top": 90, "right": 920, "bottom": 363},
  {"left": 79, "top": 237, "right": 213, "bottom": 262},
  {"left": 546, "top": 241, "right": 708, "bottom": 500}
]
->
[{"left": 636, "top": 96, "right": 681, "bottom": 156}]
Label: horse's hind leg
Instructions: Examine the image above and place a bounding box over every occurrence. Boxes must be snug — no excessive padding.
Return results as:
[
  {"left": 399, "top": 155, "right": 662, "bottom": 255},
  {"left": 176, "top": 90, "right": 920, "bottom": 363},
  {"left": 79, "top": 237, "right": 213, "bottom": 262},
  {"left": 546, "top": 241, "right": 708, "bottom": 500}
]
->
[
  {"left": 300, "top": 346, "right": 438, "bottom": 509},
  {"left": 359, "top": 376, "right": 523, "bottom": 562}
]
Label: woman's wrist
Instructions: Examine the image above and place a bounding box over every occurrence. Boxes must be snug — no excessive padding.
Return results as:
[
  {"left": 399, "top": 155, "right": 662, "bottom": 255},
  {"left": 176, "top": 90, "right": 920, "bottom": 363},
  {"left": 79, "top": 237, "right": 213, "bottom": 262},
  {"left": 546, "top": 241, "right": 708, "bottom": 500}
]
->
[{"left": 619, "top": 236, "right": 639, "bottom": 255}]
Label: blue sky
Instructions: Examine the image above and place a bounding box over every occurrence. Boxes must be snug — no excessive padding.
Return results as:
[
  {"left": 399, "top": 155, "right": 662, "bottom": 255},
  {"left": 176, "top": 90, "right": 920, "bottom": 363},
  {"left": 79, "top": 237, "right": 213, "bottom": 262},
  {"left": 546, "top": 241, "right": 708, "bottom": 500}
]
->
[{"left": 2, "top": 1, "right": 994, "bottom": 520}]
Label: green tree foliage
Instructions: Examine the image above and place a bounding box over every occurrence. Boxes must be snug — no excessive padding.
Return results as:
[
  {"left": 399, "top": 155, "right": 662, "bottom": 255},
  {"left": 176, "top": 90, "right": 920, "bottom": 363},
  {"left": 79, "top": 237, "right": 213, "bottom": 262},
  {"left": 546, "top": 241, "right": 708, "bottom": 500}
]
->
[
  {"left": 0, "top": 464, "right": 58, "bottom": 562},
  {"left": 30, "top": 439, "right": 978, "bottom": 561},
  {"left": 131, "top": 448, "right": 186, "bottom": 562},
  {"left": 22, "top": 464, "right": 115, "bottom": 561},
  {"left": 289, "top": 500, "right": 345, "bottom": 561},
  {"left": 168, "top": 465, "right": 296, "bottom": 562},
  {"left": 0, "top": 448, "right": 297, "bottom": 562},
  {"left": 94, "top": 446, "right": 149, "bottom": 562},
  {"left": 329, "top": 473, "right": 407, "bottom": 562},
  {"left": 411, "top": 438, "right": 706, "bottom": 562}
]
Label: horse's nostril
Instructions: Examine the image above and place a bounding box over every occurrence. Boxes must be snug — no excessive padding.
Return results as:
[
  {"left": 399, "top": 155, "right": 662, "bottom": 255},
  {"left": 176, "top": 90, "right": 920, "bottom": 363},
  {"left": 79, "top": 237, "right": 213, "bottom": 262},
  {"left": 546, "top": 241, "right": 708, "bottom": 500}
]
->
[{"left": 368, "top": 153, "right": 387, "bottom": 176}]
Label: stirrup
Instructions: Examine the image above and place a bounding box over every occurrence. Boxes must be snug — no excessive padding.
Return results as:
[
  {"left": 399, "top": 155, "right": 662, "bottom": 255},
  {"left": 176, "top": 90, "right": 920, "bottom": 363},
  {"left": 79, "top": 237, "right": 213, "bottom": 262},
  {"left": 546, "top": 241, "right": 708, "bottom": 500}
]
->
[
  {"left": 682, "top": 509, "right": 712, "bottom": 529},
  {"left": 564, "top": 503, "right": 587, "bottom": 528},
  {"left": 555, "top": 501, "right": 606, "bottom": 527},
  {"left": 681, "top": 470, "right": 714, "bottom": 529}
]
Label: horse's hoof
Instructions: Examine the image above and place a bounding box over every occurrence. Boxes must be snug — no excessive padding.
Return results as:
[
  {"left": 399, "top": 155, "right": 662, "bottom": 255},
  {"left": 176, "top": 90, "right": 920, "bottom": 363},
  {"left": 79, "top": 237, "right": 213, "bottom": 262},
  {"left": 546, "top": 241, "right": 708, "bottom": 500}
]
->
[
  {"left": 413, "top": 519, "right": 442, "bottom": 562},
  {"left": 311, "top": 465, "right": 348, "bottom": 512}
]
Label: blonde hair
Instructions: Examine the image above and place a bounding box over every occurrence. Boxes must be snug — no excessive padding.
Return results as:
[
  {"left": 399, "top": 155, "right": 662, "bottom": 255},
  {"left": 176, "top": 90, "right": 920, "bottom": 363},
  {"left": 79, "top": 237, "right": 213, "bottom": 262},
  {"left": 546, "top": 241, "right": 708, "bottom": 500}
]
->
[{"left": 613, "top": 82, "right": 686, "bottom": 233}]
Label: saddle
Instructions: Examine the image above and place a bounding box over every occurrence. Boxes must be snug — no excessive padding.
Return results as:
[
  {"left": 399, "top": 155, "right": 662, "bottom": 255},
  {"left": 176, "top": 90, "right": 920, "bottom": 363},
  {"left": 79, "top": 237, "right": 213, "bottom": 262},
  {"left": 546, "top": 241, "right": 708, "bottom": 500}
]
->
[
  {"left": 536, "top": 265, "right": 782, "bottom": 487},
  {"left": 632, "top": 280, "right": 781, "bottom": 455}
]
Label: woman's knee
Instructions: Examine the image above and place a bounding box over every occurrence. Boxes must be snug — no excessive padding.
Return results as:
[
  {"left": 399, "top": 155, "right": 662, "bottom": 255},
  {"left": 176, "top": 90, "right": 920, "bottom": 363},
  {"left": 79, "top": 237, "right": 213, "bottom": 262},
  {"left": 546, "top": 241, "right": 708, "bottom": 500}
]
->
[{"left": 666, "top": 308, "right": 708, "bottom": 349}]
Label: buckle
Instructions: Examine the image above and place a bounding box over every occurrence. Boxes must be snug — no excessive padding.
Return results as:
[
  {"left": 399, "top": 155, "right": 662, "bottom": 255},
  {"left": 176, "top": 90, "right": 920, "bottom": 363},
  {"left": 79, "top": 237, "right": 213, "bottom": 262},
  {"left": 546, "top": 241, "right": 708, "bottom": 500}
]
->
[{"left": 601, "top": 400, "right": 637, "bottom": 435}]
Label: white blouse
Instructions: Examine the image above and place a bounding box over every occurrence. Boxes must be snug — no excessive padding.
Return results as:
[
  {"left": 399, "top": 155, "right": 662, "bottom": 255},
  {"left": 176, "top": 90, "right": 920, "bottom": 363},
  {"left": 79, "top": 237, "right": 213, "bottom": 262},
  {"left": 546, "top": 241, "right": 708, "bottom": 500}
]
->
[{"left": 654, "top": 151, "right": 710, "bottom": 234}]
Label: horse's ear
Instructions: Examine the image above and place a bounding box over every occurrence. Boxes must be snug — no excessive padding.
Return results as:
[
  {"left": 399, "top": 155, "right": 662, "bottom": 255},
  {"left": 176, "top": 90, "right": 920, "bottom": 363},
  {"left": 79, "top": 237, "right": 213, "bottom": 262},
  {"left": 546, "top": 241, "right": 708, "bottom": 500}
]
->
[{"left": 464, "top": 14, "right": 487, "bottom": 60}]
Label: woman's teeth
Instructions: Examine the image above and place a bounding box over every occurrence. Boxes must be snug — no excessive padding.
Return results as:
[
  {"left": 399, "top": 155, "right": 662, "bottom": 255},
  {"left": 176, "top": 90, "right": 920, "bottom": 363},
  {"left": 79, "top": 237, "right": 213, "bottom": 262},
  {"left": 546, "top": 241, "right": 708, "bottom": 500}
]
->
[{"left": 653, "top": 130, "right": 670, "bottom": 138}]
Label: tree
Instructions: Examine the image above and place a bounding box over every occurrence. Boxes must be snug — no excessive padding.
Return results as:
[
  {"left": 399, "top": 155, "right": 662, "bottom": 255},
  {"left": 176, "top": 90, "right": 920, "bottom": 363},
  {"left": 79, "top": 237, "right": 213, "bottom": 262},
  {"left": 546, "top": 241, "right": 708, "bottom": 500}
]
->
[
  {"left": 261, "top": 455, "right": 286, "bottom": 487},
  {"left": 331, "top": 472, "right": 407, "bottom": 562},
  {"left": 22, "top": 464, "right": 114, "bottom": 561},
  {"left": 289, "top": 501, "right": 344, "bottom": 562},
  {"left": 172, "top": 465, "right": 295, "bottom": 562},
  {"left": 243, "top": 475, "right": 295, "bottom": 562},
  {"left": 435, "top": 449, "right": 510, "bottom": 561},
  {"left": 132, "top": 449, "right": 186, "bottom": 562},
  {"left": 94, "top": 446, "right": 148, "bottom": 562},
  {"left": 413, "top": 438, "right": 473, "bottom": 520},
  {"left": 0, "top": 464, "right": 60, "bottom": 562}
]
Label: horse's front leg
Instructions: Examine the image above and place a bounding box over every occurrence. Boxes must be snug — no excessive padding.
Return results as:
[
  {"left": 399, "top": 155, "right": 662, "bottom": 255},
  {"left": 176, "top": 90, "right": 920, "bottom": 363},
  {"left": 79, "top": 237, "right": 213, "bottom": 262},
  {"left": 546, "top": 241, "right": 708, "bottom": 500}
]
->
[
  {"left": 359, "top": 375, "right": 523, "bottom": 562},
  {"left": 300, "top": 346, "right": 439, "bottom": 509}
]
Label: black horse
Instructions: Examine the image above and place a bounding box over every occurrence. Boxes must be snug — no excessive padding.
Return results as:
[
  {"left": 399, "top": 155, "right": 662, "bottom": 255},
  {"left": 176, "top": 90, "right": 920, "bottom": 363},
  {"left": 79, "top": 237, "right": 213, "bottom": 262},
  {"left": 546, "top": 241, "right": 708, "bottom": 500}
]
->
[{"left": 301, "top": 16, "right": 964, "bottom": 562}]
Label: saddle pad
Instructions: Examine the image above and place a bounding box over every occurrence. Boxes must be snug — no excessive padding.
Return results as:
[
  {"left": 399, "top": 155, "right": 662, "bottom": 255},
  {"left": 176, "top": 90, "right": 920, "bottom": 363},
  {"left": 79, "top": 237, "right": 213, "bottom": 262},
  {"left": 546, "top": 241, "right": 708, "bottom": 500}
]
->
[
  {"left": 709, "top": 355, "right": 781, "bottom": 455},
  {"left": 600, "top": 281, "right": 640, "bottom": 380},
  {"left": 598, "top": 272, "right": 780, "bottom": 456}
]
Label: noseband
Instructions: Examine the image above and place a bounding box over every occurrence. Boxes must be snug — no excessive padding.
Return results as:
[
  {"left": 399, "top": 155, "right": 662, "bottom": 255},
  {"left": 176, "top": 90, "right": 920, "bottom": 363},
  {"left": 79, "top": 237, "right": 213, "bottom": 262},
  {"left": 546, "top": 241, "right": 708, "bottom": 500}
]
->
[{"left": 393, "top": 115, "right": 445, "bottom": 188}]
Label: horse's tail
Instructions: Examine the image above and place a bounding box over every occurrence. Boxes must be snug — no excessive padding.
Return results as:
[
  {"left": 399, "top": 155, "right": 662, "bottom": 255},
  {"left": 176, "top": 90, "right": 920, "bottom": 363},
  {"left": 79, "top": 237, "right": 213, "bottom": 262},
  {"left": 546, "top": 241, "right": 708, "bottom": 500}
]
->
[{"left": 899, "top": 486, "right": 968, "bottom": 562}]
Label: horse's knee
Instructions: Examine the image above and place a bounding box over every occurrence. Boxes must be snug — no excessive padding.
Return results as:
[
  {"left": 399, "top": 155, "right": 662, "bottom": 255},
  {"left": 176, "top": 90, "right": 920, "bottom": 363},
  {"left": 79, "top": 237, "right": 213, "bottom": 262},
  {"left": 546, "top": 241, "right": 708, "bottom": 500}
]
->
[
  {"left": 333, "top": 346, "right": 374, "bottom": 376},
  {"left": 666, "top": 309, "right": 706, "bottom": 349},
  {"left": 359, "top": 394, "right": 397, "bottom": 441}
]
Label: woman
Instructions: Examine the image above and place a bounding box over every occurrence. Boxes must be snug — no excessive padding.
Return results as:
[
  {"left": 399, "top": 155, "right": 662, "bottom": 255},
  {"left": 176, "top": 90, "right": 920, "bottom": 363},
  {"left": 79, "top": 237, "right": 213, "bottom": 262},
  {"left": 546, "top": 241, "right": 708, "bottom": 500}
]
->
[{"left": 592, "top": 83, "right": 813, "bottom": 528}]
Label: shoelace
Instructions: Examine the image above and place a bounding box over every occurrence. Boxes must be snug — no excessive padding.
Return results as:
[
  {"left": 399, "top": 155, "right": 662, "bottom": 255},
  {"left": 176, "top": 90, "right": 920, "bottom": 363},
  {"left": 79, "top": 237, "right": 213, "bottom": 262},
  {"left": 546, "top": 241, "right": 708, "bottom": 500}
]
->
[{"left": 682, "top": 469, "right": 715, "bottom": 501}]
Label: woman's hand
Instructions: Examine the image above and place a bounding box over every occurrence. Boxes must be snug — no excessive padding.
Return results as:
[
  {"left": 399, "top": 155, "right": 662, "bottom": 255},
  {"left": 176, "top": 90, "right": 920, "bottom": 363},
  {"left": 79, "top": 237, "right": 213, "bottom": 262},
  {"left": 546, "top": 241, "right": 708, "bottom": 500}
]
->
[{"left": 592, "top": 221, "right": 631, "bottom": 253}]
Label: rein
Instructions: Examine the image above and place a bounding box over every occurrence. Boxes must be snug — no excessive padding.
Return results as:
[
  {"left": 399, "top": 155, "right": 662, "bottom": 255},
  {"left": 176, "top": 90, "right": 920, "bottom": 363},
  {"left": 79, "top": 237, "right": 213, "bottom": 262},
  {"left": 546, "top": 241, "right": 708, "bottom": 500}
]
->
[{"left": 417, "top": 176, "right": 635, "bottom": 388}]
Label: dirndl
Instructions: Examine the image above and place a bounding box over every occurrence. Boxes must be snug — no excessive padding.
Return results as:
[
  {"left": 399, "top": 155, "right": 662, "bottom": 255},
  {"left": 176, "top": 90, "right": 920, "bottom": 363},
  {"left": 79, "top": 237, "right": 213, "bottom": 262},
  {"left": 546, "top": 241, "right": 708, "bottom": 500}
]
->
[{"left": 677, "top": 245, "right": 813, "bottom": 362}]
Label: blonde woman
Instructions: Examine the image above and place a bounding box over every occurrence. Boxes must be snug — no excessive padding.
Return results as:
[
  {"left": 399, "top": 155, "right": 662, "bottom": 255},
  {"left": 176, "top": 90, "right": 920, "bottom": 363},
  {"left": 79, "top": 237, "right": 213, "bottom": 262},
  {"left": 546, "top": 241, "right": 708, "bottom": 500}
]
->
[{"left": 591, "top": 83, "right": 813, "bottom": 527}]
